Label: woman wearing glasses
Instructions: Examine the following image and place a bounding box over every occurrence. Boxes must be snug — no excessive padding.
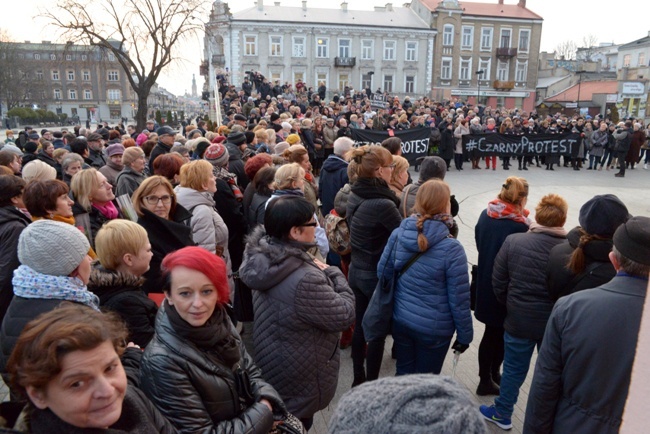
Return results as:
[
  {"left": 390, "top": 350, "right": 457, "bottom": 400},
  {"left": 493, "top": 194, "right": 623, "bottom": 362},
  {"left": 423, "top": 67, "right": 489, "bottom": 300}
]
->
[
  {"left": 132, "top": 176, "right": 194, "bottom": 294},
  {"left": 240, "top": 196, "right": 354, "bottom": 430}
]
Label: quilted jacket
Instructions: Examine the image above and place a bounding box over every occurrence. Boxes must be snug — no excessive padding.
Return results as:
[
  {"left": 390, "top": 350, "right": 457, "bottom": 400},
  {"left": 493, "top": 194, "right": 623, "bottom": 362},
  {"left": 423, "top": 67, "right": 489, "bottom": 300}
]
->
[
  {"left": 378, "top": 217, "right": 473, "bottom": 344},
  {"left": 239, "top": 226, "right": 355, "bottom": 419},
  {"left": 493, "top": 229, "right": 566, "bottom": 341},
  {"left": 139, "top": 303, "right": 283, "bottom": 434}
]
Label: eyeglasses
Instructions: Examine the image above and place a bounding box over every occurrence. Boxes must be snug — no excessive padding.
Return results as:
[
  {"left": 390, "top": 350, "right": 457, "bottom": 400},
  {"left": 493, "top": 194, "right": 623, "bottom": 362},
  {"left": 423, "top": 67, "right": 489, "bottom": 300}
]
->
[
  {"left": 301, "top": 221, "right": 318, "bottom": 227},
  {"left": 144, "top": 195, "right": 172, "bottom": 205}
]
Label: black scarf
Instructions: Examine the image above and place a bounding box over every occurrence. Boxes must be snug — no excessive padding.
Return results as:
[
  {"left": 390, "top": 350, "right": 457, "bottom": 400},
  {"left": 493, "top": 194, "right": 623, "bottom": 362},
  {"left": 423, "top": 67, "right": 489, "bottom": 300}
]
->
[
  {"left": 165, "top": 301, "right": 241, "bottom": 369},
  {"left": 351, "top": 177, "right": 400, "bottom": 207}
]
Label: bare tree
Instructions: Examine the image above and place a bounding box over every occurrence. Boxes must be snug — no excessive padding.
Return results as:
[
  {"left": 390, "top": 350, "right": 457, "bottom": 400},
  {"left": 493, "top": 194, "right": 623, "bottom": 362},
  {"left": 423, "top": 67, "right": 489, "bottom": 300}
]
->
[
  {"left": 554, "top": 40, "right": 578, "bottom": 61},
  {"left": 577, "top": 34, "right": 599, "bottom": 62},
  {"left": 43, "top": 0, "right": 209, "bottom": 130}
]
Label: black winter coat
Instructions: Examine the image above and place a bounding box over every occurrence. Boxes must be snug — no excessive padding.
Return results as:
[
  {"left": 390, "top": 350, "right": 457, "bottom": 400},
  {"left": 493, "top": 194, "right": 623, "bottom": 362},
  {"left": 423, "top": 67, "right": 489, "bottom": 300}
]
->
[
  {"left": 213, "top": 178, "right": 248, "bottom": 270},
  {"left": 72, "top": 201, "right": 121, "bottom": 250},
  {"left": 0, "top": 207, "right": 30, "bottom": 324},
  {"left": 137, "top": 207, "right": 194, "bottom": 294},
  {"left": 246, "top": 192, "right": 270, "bottom": 230},
  {"left": 439, "top": 128, "right": 455, "bottom": 160},
  {"left": 493, "top": 229, "right": 566, "bottom": 340},
  {"left": 225, "top": 142, "right": 250, "bottom": 190},
  {"left": 318, "top": 155, "right": 348, "bottom": 216},
  {"left": 88, "top": 267, "right": 158, "bottom": 347},
  {"left": 474, "top": 209, "right": 528, "bottom": 327},
  {"left": 139, "top": 303, "right": 284, "bottom": 434},
  {"left": 546, "top": 227, "right": 616, "bottom": 302},
  {"left": 149, "top": 142, "right": 171, "bottom": 167}
]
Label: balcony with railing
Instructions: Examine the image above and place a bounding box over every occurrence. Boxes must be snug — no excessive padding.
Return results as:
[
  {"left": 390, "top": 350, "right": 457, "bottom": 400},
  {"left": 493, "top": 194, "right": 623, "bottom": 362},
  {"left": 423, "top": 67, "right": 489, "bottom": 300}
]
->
[
  {"left": 493, "top": 80, "right": 515, "bottom": 90},
  {"left": 335, "top": 57, "right": 356, "bottom": 67},
  {"left": 496, "top": 47, "right": 517, "bottom": 59}
]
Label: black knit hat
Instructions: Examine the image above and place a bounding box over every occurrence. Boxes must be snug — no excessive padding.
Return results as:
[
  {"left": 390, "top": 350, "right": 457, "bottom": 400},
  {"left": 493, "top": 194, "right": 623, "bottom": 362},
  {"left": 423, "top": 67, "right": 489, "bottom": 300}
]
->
[
  {"left": 613, "top": 216, "right": 650, "bottom": 265},
  {"left": 227, "top": 131, "right": 246, "bottom": 146},
  {"left": 579, "top": 194, "right": 630, "bottom": 238}
]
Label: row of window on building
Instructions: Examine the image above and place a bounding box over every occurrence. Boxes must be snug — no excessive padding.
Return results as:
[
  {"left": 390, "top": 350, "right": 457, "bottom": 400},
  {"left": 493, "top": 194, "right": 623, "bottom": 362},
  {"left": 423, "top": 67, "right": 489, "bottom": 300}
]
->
[
  {"left": 9, "top": 52, "right": 116, "bottom": 62},
  {"left": 443, "top": 25, "right": 531, "bottom": 52},
  {"left": 9, "top": 88, "right": 122, "bottom": 102},
  {"left": 440, "top": 58, "right": 528, "bottom": 82},
  {"left": 27, "top": 69, "right": 122, "bottom": 82},
  {"left": 622, "top": 52, "right": 647, "bottom": 68}
]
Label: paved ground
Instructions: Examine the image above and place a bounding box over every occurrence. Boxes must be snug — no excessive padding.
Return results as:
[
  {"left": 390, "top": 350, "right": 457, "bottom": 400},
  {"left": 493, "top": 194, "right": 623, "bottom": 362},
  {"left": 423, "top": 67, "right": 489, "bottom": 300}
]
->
[{"left": 1, "top": 130, "right": 647, "bottom": 433}]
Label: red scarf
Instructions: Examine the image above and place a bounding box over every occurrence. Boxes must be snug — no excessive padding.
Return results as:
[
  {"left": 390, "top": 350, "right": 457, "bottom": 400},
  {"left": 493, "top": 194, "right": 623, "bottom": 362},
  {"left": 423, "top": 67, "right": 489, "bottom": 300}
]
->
[
  {"left": 486, "top": 198, "right": 529, "bottom": 225},
  {"left": 92, "top": 201, "right": 119, "bottom": 220}
]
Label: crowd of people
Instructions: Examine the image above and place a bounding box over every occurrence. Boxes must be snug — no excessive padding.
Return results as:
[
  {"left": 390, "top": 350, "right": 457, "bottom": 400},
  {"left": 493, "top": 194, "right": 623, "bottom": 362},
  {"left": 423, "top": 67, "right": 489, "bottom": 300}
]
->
[{"left": 0, "top": 83, "right": 648, "bottom": 434}]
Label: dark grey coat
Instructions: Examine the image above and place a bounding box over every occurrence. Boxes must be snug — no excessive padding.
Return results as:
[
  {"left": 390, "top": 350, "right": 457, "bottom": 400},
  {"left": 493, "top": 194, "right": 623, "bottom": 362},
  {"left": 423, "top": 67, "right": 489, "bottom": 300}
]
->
[
  {"left": 239, "top": 226, "right": 355, "bottom": 419},
  {"left": 524, "top": 275, "right": 646, "bottom": 434}
]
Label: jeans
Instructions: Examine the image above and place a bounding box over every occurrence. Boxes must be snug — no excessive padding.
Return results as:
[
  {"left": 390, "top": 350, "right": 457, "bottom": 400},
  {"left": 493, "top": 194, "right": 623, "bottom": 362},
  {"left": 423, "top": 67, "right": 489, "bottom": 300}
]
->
[
  {"left": 392, "top": 320, "right": 451, "bottom": 375},
  {"left": 494, "top": 332, "right": 541, "bottom": 417}
]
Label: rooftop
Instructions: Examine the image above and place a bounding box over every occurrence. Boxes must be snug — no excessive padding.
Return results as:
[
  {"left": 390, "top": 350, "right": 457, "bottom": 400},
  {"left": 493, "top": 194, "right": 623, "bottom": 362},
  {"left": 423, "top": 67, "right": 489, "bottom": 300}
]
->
[
  {"left": 232, "top": 2, "right": 430, "bottom": 29},
  {"left": 536, "top": 75, "right": 571, "bottom": 89},
  {"left": 420, "top": 0, "right": 542, "bottom": 20},
  {"left": 545, "top": 80, "right": 618, "bottom": 102},
  {"left": 619, "top": 32, "right": 650, "bottom": 50}
]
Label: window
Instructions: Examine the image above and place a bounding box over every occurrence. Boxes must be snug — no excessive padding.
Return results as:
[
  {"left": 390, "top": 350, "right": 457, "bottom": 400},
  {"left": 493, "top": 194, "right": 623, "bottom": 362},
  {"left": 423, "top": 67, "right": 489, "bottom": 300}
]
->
[
  {"left": 53, "top": 89, "right": 61, "bottom": 99},
  {"left": 108, "top": 53, "right": 115, "bottom": 61},
  {"left": 66, "top": 54, "right": 72, "bottom": 61},
  {"left": 405, "top": 41, "right": 418, "bottom": 61},
  {"left": 623, "top": 54, "right": 631, "bottom": 67},
  {"left": 383, "top": 74, "right": 393, "bottom": 93},
  {"left": 67, "top": 70, "right": 75, "bottom": 81},
  {"left": 269, "top": 71, "right": 282, "bottom": 82},
  {"left": 292, "top": 36, "right": 305, "bottom": 57},
  {"left": 270, "top": 35, "right": 282, "bottom": 57},
  {"left": 339, "top": 39, "right": 351, "bottom": 58},
  {"left": 361, "top": 39, "right": 374, "bottom": 60},
  {"left": 244, "top": 35, "right": 257, "bottom": 56},
  {"left": 405, "top": 75, "right": 415, "bottom": 93},
  {"left": 34, "top": 53, "right": 41, "bottom": 60},
  {"left": 639, "top": 52, "right": 646, "bottom": 66},
  {"left": 478, "top": 58, "right": 491, "bottom": 80},
  {"left": 68, "top": 89, "right": 77, "bottom": 100},
  {"left": 107, "top": 70, "right": 119, "bottom": 81},
  {"left": 316, "top": 37, "right": 329, "bottom": 58},
  {"left": 84, "top": 89, "right": 92, "bottom": 100},
  {"left": 497, "top": 60, "right": 509, "bottom": 81},
  {"left": 50, "top": 54, "right": 56, "bottom": 60},
  {"left": 82, "top": 70, "right": 90, "bottom": 81},
  {"left": 500, "top": 28, "right": 512, "bottom": 48},
  {"left": 383, "top": 40, "right": 396, "bottom": 60},
  {"left": 81, "top": 54, "right": 87, "bottom": 61},
  {"left": 17, "top": 54, "right": 24, "bottom": 60},
  {"left": 51, "top": 70, "right": 60, "bottom": 80},
  {"left": 316, "top": 72, "right": 328, "bottom": 87},
  {"left": 441, "top": 57, "right": 452, "bottom": 80},
  {"left": 107, "top": 89, "right": 121, "bottom": 100},
  {"left": 35, "top": 70, "right": 44, "bottom": 81},
  {"left": 461, "top": 26, "right": 474, "bottom": 50},
  {"left": 481, "top": 28, "right": 493, "bottom": 50},
  {"left": 515, "top": 61, "right": 527, "bottom": 82},
  {"left": 459, "top": 58, "right": 472, "bottom": 80},
  {"left": 443, "top": 24, "right": 454, "bottom": 46},
  {"left": 518, "top": 29, "right": 530, "bottom": 53},
  {"left": 293, "top": 71, "right": 305, "bottom": 84},
  {"left": 338, "top": 73, "right": 349, "bottom": 91},
  {"left": 361, "top": 73, "right": 373, "bottom": 90}
]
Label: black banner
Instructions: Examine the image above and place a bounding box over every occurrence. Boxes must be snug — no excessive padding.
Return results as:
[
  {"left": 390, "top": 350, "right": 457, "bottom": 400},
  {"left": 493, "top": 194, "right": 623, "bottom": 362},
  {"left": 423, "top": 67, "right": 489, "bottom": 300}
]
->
[
  {"left": 350, "top": 127, "right": 430, "bottom": 165},
  {"left": 462, "top": 133, "right": 580, "bottom": 157}
]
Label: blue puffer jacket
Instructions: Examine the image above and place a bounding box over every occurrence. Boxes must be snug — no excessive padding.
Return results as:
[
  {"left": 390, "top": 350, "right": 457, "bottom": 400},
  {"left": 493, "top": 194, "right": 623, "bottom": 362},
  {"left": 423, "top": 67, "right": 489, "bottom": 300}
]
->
[{"left": 378, "top": 216, "right": 473, "bottom": 344}]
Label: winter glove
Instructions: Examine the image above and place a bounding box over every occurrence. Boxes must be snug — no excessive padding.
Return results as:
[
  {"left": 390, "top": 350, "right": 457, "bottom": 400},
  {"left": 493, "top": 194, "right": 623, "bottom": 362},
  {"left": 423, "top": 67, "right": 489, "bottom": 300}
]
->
[{"left": 451, "top": 340, "right": 469, "bottom": 354}]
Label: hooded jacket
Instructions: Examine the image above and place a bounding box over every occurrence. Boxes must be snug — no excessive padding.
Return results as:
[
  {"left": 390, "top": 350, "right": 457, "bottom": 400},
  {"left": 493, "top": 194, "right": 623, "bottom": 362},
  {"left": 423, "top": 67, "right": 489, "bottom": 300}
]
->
[
  {"left": 239, "top": 226, "right": 355, "bottom": 419},
  {"left": 319, "top": 155, "right": 349, "bottom": 216},
  {"left": 0, "top": 206, "right": 31, "bottom": 323}
]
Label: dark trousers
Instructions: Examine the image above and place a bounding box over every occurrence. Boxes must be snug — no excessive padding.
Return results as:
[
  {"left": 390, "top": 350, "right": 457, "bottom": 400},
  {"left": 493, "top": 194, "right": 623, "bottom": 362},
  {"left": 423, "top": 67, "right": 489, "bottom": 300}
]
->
[
  {"left": 454, "top": 153, "right": 463, "bottom": 170},
  {"left": 478, "top": 324, "right": 505, "bottom": 381},
  {"left": 616, "top": 151, "right": 627, "bottom": 175},
  {"left": 393, "top": 320, "right": 451, "bottom": 375}
]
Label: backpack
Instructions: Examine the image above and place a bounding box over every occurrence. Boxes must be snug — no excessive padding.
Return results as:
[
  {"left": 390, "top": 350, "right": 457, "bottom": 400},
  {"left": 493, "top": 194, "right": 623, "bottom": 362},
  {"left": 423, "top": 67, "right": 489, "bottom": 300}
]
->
[{"left": 323, "top": 209, "right": 351, "bottom": 255}]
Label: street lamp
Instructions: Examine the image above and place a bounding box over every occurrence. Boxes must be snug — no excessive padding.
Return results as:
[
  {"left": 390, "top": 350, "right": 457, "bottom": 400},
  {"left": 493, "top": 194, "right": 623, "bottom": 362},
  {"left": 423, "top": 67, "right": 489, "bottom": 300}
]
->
[
  {"left": 575, "top": 70, "right": 587, "bottom": 116},
  {"left": 475, "top": 70, "right": 485, "bottom": 108}
]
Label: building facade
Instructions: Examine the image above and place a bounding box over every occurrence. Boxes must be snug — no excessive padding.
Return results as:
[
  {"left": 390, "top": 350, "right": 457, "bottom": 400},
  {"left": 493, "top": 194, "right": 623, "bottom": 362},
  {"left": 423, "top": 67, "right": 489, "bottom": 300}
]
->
[
  {"left": 616, "top": 32, "right": 650, "bottom": 120},
  {"left": 203, "top": 1, "right": 435, "bottom": 108},
  {"left": 0, "top": 40, "right": 136, "bottom": 123},
  {"left": 412, "top": 0, "right": 542, "bottom": 112}
]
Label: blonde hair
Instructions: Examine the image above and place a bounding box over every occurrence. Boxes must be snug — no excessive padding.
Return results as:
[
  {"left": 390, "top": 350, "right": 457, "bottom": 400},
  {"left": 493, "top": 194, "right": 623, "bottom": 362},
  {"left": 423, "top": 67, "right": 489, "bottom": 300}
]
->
[
  {"left": 534, "top": 193, "right": 568, "bottom": 228},
  {"left": 274, "top": 163, "right": 305, "bottom": 190},
  {"left": 180, "top": 160, "right": 213, "bottom": 191},
  {"left": 95, "top": 220, "right": 149, "bottom": 270},
  {"left": 348, "top": 145, "right": 392, "bottom": 178},
  {"left": 390, "top": 155, "right": 409, "bottom": 185},
  {"left": 71, "top": 168, "right": 101, "bottom": 211},
  {"left": 266, "top": 128, "right": 276, "bottom": 145},
  {"left": 255, "top": 129, "right": 268, "bottom": 143},
  {"left": 122, "top": 146, "right": 145, "bottom": 167},
  {"left": 132, "top": 175, "right": 176, "bottom": 218},
  {"left": 414, "top": 180, "right": 451, "bottom": 251},
  {"left": 498, "top": 176, "right": 528, "bottom": 205}
]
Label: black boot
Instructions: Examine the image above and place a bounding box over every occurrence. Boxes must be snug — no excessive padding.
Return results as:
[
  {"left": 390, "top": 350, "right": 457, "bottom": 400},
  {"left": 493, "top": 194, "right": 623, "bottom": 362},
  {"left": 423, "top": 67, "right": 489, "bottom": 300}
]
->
[
  {"left": 352, "top": 368, "right": 366, "bottom": 388},
  {"left": 476, "top": 378, "right": 500, "bottom": 396},
  {"left": 492, "top": 371, "right": 502, "bottom": 386}
]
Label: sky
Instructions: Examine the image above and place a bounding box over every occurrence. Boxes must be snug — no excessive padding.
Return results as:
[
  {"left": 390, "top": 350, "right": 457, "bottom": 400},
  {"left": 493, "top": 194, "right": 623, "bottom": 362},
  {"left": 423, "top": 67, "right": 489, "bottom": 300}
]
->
[{"left": 2, "top": 0, "right": 648, "bottom": 96}]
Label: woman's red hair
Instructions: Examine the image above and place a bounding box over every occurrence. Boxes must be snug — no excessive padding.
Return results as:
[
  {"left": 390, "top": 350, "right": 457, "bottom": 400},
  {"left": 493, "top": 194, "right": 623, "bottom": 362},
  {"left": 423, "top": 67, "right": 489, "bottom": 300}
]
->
[{"left": 161, "top": 247, "right": 229, "bottom": 304}]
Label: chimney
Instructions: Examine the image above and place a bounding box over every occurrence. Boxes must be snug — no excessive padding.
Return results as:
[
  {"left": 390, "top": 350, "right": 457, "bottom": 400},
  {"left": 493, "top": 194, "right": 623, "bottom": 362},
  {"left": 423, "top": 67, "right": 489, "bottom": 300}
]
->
[
  {"left": 341, "top": 1, "right": 348, "bottom": 12},
  {"left": 257, "top": 0, "right": 263, "bottom": 11},
  {"left": 386, "top": 3, "right": 393, "bottom": 11},
  {"left": 302, "top": 1, "right": 307, "bottom": 10},
  {"left": 518, "top": 0, "right": 526, "bottom": 7}
]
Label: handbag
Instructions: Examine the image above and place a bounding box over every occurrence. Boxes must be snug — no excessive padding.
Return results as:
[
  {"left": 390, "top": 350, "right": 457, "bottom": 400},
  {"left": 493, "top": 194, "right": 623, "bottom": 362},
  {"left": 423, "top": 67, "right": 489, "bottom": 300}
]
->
[{"left": 362, "top": 242, "right": 423, "bottom": 342}]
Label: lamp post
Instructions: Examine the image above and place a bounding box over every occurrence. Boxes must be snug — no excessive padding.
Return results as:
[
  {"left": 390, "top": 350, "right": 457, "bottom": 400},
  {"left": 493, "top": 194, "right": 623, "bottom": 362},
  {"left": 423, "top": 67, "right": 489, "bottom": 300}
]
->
[
  {"left": 575, "top": 70, "right": 586, "bottom": 116},
  {"left": 475, "top": 69, "right": 485, "bottom": 109}
]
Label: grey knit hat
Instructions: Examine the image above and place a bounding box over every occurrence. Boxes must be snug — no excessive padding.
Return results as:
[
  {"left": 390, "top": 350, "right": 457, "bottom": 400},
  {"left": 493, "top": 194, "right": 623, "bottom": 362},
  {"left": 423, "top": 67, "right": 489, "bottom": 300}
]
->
[
  {"left": 328, "top": 375, "right": 487, "bottom": 434},
  {"left": 18, "top": 220, "right": 90, "bottom": 276},
  {"left": 419, "top": 156, "right": 447, "bottom": 182}
]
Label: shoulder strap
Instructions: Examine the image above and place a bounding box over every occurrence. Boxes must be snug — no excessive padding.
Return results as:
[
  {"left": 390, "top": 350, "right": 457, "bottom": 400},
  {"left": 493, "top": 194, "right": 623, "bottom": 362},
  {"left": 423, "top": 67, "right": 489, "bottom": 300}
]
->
[
  {"left": 401, "top": 184, "right": 414, "bottom": 218},
  {"left": 567, "top": 260, "right": 603, "bottom": 291},
  {"left": 398, "top": 251, "right": 424, "bottom": 277}
]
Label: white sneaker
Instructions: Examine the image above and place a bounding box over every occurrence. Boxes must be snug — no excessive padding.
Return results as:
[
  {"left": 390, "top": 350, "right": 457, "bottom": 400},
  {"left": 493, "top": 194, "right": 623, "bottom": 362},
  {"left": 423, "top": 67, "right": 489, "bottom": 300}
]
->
[{"left": 644, "top": 163, "right": 648, "bottom": 170}]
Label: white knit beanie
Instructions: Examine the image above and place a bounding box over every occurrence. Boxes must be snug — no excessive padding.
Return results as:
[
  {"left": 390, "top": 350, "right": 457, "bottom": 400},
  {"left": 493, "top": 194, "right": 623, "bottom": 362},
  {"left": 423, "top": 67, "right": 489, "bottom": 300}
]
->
[
  {"left": 21, "top": 160, "right": 57, "bottom": 183},
  {"left": 18, "top": 220, "right": 90, "bottom": 276}
]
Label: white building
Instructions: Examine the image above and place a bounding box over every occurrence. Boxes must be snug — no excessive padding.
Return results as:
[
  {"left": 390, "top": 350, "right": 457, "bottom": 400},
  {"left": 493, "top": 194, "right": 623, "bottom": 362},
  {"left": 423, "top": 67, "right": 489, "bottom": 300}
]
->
[{"left": 203, "top": 0, "right": 435, "bottom": 102}]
